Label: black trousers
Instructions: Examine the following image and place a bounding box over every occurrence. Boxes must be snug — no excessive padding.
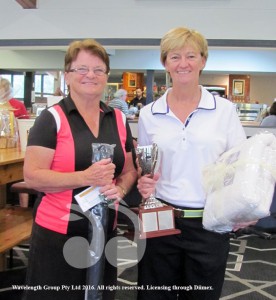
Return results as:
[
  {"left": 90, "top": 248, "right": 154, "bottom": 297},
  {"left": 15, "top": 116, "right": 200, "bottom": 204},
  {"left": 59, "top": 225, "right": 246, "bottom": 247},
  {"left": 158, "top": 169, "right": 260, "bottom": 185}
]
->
[{"left": 137, "top": 217, "right": 230, "bottom": 300}]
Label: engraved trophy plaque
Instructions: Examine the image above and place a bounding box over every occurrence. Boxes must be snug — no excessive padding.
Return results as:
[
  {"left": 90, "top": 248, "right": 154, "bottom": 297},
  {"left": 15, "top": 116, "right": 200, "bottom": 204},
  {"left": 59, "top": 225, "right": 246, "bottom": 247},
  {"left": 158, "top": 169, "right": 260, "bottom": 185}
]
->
[{"left": 136, "top": 144, "right": 181, "bottom": 239}]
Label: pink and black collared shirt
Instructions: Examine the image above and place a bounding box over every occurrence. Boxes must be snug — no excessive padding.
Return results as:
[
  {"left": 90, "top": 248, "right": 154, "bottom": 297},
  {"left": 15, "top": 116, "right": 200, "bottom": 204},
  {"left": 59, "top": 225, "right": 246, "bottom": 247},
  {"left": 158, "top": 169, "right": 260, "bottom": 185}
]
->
[{"left": 27, "top": 96, "right": 134, "bottom": 236}]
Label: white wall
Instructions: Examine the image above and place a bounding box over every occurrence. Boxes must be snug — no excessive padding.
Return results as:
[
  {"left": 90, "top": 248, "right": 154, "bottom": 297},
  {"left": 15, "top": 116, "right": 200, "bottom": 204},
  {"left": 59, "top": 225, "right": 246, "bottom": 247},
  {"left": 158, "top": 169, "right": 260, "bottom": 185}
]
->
[
  {"left": 2, "top": 48, "right": 276, "bottom": 75},
  {"left": 1, "top": 0, "right": 276, "bottom": 75},
  {"left": 250, "top": 75, "right": 276, "bottom": 104},
  {"left": 0, "top": 50, "right": 65, "bottom": 70}
]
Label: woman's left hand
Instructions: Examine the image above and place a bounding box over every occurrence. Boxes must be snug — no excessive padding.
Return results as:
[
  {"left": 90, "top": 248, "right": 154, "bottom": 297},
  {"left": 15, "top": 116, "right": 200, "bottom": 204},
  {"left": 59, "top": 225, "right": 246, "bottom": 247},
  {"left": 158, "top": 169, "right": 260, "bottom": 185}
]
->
[
  {"left": 137, "top": 173, "right": 160, "bottom": 199},
  {"left": 99, "top": 183, "right": 122, "bottom": 201},
  {"left": 232, "top": 220, "right": 258, "bottom": 232}
]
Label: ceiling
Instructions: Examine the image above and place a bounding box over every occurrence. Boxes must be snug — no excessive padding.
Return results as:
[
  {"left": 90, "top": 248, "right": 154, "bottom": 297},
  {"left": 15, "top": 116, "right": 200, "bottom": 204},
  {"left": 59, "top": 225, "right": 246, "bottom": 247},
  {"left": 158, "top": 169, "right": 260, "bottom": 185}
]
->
[{"left": 2, "top": 0, "right": 276, "bottom": 81}]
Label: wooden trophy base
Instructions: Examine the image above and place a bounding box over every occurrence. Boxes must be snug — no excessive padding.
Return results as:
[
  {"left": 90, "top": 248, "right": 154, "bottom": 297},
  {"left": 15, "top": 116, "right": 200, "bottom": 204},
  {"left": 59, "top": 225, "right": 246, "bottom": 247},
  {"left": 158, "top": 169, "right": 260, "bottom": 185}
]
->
[{"left": 138, "top": 204, "right": 181, "bottom": 239}]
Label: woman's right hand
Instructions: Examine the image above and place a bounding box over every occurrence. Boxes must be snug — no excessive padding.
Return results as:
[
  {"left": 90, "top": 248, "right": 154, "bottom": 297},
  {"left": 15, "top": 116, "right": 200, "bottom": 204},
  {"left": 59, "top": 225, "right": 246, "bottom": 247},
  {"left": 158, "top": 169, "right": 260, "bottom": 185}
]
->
[
  {"left": 137, "top": 173, "right": 160, "bottom": 199},
  {"left": 83, "top": 158, "right": 115, "bottom": 187}
]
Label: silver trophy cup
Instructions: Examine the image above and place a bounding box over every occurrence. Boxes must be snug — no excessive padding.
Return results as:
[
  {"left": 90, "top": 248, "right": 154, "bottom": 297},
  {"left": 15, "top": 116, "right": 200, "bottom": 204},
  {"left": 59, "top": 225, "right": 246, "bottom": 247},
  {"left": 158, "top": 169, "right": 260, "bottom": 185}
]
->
[
  {"left": 136, "top": 143, "right": 163, "bottom": 208},
  {"left": 136, "top": 143, "right": 180, "bottom": 239}
]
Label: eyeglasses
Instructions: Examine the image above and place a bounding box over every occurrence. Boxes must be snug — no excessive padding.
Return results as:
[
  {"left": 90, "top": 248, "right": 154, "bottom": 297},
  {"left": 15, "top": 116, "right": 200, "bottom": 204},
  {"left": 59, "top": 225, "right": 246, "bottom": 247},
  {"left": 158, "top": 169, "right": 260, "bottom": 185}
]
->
[{"left": 68, "top": 66, "right": 108, "bottom": 76}]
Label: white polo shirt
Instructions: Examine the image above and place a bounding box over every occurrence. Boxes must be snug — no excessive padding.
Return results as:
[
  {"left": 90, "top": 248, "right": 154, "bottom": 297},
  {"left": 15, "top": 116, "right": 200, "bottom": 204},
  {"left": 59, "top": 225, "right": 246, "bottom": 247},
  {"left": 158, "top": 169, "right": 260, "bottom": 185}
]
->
[{"left": 138, "top": 86, "right": 246, "bottom": 208}]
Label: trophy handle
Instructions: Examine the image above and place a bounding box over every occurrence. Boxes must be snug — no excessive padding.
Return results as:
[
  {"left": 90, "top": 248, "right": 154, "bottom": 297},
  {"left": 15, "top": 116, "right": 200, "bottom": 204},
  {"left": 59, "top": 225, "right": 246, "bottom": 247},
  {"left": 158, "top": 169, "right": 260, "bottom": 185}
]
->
[{"left": 151, "top": 143, "right": 158, "bottom": 177}]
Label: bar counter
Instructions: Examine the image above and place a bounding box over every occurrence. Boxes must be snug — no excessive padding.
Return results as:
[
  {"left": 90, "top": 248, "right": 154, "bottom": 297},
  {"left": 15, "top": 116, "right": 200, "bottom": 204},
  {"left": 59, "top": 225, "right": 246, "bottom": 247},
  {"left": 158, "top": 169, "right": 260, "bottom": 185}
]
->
[
  {"left": 0, "top": 148, "right": 27, "bottom": 270},
  {"left": 242, "top": 124, "right": 276, "bottom": 137}
]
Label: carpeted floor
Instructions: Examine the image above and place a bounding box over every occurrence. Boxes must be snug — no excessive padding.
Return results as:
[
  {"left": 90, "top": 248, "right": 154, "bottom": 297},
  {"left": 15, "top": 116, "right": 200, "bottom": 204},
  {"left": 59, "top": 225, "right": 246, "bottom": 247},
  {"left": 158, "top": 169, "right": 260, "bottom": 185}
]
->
[
  {"left": 221, "top": 234, "right": 276, "bottom": 300},
  {"left": 116, "top": 229, "right": 276, "bottom": 300},
  {"left": 0, "top": 243, "right": 29, "bottom": 300},
  {"left": 1, "top": 228, "right": 276, "bottom": 300}
]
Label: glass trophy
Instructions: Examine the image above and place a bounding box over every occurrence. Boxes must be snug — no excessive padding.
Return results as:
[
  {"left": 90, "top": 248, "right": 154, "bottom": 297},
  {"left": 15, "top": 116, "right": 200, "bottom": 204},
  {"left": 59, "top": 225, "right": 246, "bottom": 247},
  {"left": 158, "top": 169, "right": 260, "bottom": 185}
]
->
[
  {"left": 92, "top": 143, "right": 116, "bottom": 204},
  {"left": 136, "top": 143, "right": 181, "bottom": 239},
  {"left": 86, "top": 143, "right": 116, "bottom": 299}
]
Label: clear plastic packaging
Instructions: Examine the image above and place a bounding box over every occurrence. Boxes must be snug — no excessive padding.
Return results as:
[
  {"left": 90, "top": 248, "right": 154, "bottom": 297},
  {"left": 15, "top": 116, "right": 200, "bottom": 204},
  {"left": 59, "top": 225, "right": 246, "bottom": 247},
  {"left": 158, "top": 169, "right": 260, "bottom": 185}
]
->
[
  {"left": 0, "top": 107, "right": 18, "bottom": 148},
  {"left": 202, "top": 132, "right": 276, "bottom": 233}
]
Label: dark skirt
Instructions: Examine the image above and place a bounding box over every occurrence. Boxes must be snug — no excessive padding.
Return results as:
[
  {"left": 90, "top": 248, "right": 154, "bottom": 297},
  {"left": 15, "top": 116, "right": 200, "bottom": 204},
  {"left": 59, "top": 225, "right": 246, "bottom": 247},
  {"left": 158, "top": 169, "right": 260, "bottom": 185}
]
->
[{"left": 23, "top": 210, "right": 117, "bottom": 300}]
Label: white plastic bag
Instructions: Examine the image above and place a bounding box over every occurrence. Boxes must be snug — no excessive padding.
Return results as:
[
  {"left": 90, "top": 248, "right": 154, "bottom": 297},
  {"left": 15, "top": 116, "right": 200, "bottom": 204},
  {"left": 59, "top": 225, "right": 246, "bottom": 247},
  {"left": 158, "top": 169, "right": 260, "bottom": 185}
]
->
[{"left": 202, "top": 132, "right": 276, "bottom": 233}]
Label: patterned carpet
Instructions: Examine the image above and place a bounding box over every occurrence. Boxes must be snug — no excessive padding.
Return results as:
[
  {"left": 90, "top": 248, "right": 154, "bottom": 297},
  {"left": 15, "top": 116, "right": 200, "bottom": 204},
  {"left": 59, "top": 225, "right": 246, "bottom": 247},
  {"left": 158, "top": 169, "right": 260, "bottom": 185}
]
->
[
  {"left": 1, "top": 228, "right": 276, "bottom": 300},
  {"left": 116, "top": 227, "right": 276, "bottom": 300},
  {"left": 222, "top": 234, "right": 276, "bottom": 300}
]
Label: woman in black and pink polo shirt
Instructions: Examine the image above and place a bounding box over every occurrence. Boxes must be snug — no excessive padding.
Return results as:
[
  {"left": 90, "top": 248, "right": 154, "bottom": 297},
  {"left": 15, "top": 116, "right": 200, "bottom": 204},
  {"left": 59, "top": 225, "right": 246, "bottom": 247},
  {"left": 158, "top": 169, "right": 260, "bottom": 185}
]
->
[{"left": 23, "top": 39, "right": 137, "bottom": 300}]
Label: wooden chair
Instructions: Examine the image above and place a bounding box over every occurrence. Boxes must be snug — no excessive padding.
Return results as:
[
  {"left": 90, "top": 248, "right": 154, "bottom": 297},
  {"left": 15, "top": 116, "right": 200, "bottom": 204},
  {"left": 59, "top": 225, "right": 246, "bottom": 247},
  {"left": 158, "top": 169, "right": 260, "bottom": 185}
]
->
[
  {"left": 5, "top": 181, "right": 39, "bottom": 268},
  {"left": 0, "top": 206, "right": 33, "bottom": 270},
  {"left": 10, "top": 181, "right": 38, "bottom": 208}
]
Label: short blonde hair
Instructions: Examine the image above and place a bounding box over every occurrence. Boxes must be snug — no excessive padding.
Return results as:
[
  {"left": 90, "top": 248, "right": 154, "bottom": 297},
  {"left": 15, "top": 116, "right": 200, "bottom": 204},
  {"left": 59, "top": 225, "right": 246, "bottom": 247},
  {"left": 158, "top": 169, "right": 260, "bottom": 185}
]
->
[
  {"left": 64, "top": 39, "right": 110, "bottom": 74},
  {"left": 160, "top": 27, "right": 208, "bottom": 66}
]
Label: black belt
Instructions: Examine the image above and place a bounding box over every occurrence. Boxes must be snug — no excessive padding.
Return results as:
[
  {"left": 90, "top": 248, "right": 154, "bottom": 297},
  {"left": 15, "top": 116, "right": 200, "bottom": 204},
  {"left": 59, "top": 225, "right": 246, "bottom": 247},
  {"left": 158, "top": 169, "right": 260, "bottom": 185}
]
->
[{"left": 157, "top": 198, "right": 204, "bottom": 219}]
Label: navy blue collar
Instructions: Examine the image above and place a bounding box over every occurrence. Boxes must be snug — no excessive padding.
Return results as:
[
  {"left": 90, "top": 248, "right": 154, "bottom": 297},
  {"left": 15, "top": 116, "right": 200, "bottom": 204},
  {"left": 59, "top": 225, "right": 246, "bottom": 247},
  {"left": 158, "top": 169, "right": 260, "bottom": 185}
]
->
[{"left": 151, "top": 87, "right": 216, "bottom": 115}]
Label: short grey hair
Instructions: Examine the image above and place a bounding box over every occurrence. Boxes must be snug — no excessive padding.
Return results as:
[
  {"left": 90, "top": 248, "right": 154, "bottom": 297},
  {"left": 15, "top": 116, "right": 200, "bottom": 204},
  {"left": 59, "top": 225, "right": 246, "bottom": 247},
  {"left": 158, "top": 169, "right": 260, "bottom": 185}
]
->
[{"left": 114, "top": 89, "right": 127, "bottom": 98}]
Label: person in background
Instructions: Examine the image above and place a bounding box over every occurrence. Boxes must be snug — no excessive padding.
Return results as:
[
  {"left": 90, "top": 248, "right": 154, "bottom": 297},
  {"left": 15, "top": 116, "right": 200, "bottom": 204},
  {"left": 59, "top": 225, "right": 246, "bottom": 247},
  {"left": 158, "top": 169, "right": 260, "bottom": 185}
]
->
[
  {"left": 0, "top": 78, "right": 29, "bottom": 119},
  {"left": 23, "top": 39, "right": 137, "bottom": 300},
  {"left": 260, "top": 101, "right": 276, "bottom": 127},
  {"left": 136, "top": 27, "right": 256, "bottom": 300},
  {"left": 0, "top": 77, "right": 29, "bottom": 207},
  {"left": 129, "top": 87, "right": 146, "bottom": 108},
  {"left": 108, "top": 88, "right": 137, "bottom": 119}
]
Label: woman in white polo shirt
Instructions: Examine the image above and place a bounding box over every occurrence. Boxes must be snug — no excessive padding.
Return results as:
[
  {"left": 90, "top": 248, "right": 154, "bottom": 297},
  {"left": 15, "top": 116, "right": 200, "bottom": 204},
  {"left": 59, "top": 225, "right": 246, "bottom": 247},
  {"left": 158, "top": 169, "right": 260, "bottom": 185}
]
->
[{"left": 136, "top": 27, "right": 253, "bottom": 300}]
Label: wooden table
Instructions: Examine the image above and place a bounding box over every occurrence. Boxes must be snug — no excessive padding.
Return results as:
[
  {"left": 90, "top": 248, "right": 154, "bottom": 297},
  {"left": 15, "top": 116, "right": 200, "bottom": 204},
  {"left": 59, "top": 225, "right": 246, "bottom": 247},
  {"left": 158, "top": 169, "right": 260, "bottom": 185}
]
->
[
  {"left": 0, "top": 206, "right": 33, "bottom": 270},
  {"left": 0, "top": 147, "right": 25, "bottom": 208},
  {"left": 0, "top": 148, "right": 26, "bottom": 270}
]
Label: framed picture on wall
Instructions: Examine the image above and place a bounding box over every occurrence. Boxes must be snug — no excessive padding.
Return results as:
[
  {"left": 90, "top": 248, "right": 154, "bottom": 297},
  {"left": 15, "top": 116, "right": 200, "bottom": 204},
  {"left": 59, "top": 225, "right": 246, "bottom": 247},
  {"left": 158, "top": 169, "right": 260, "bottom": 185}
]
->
[
  {"left": 233, "top": 79, "right": 245, "bottom": 96},
  {"left": 128, "top": 73, "right": 137, "bottom": 87}
]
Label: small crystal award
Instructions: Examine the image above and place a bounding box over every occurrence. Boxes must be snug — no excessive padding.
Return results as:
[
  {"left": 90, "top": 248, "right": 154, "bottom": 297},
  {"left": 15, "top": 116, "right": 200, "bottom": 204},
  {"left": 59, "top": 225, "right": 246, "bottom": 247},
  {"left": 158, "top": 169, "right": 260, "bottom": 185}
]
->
[
  {"left": 92, "top": 143, "right": 116, "bottom": 205},
  {"left": 136, "top": 144, "right": 180, "bottom": 239}
]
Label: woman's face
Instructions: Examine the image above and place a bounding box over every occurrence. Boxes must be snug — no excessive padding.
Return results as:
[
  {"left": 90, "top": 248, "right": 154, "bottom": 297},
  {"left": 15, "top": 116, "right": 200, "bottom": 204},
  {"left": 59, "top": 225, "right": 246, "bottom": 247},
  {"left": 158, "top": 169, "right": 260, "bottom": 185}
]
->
[
  {"left": 164, "top": 45, "right": 206, "bottom": 85},
  {"left": 65, "top": 50, "right": 108, "bottom": 99}
]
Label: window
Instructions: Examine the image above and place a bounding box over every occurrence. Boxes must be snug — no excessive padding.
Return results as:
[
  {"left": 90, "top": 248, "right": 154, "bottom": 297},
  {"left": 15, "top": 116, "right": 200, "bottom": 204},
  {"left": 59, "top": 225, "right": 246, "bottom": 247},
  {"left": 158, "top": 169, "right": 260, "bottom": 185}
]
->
[
  {"left": 43, "top": 75, "right": 55, "bottom": 96},
  {"left": 34, "top": 74, "right": 42, "bottom": 97},
  {"left": 13, "top": 75, "right": 24, "bottom": 99},
  {"left": 35, "top": 74, "right": 55, "bottom": 98},
  {"left": 1, "top": 72, "right": 60, "bottom": 101},
  {"left": 0, "top": 74, "right": 24, "bottom": 99},
  {"left": 1, "top": 74, "right": 11, "bottom": 82}
]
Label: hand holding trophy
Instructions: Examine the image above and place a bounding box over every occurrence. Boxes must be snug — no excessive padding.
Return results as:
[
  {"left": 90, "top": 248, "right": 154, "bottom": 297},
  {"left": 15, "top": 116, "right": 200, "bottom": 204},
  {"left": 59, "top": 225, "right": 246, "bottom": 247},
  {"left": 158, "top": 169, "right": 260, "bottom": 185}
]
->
[
  {"left": 136, "top": 143, "right": 163, "bottom": 208},
  {"left": 136, "top": 143, "right": 180, "bottom": 239},
  {"left": 92, "top": 143, "right": 116, "bottom": 204}
]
